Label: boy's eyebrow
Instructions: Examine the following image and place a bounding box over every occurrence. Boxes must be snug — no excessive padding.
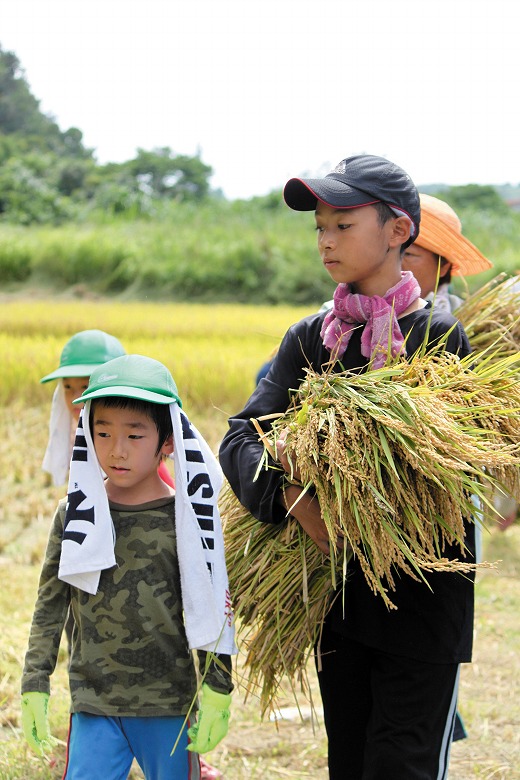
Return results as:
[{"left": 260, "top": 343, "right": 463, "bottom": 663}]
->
[
  {"left": 93, "top": 417, "right": 148, "bottom": 429},
  {"left": 315, "top": 208, "right": 355, "bottom": 216}
]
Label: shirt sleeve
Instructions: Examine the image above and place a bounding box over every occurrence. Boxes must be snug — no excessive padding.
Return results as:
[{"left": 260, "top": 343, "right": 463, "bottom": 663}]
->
[
  {"left": 219, "top": 316, "right": 323, "bottom": 525},
  {"left": 196, "top": 652, "right": 233, "bottom": 694},
  {"left": 21, "top": 502, "right": 70, "bottom": 695}
]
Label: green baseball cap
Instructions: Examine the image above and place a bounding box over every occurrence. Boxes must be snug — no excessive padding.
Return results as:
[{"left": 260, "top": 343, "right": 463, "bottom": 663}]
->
[
  {"left": 40, "top": 330, "right": 126, "bottom": 383},
  {"left": 73, "top": 354, "right": 182, "bottom": 407}
]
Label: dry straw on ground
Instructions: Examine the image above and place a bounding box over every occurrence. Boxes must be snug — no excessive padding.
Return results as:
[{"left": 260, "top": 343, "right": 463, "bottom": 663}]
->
[{"left": 223, "top": 341, "right": 520, "bottom": 715}]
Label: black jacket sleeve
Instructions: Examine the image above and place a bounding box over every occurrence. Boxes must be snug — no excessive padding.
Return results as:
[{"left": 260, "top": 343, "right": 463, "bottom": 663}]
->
[{"left": 219, "top": 313, "right": 329, "bottom": 524}]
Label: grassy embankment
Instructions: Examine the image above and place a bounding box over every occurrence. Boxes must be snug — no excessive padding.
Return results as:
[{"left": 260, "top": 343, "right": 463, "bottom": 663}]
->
[
  {"left": 1, "top": 198, "right": 519, "bottom": 305},
  {"left": 0, "top": 301, "right": 519, "bottom": 779}
]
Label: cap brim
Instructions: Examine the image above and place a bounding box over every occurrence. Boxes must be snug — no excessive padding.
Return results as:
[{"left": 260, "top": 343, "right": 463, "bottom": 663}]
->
[
  {"left": 40, "top": 364, "right": 103, "bottom": 383},
  {"left": 284, "top": 177, "right": 380, "bottom": 211},
  {"left": 74, "top": 386, "right": 179, "bottom": 405},
  {"left": 416, "top": 213, "right": 492, "bottom": 276}
]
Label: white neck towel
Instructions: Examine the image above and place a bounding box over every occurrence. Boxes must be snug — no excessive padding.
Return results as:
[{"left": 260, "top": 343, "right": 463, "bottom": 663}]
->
[
  {"left": 171, "top": 404, "right": 236, "bottom": 654},
  {"left": 58, "top": 401, "right": 236, "bottom": 655},
  {"left": 41, "top": 383, "right": 75, "bottom": 487},
  {"left": 59, "top": 401, "right": 116, "bottom": 593}
]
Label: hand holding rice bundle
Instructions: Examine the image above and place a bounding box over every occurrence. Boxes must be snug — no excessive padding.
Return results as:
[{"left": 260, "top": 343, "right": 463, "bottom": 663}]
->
[{"left": 223, "top": 344, "right": 520, "bottom": 714}]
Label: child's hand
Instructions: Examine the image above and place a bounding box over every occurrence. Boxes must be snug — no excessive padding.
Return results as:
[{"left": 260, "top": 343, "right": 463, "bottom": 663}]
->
[
  {"left": 21, "top": 692, "right": 57, "bottom": 756},
  {"left": 282, "top": 486, "right": 332, "bottom": 554},
  {"left": 186, "top": 684, "right": 231, "bottom": 754},
  {"left": 276, "top": 428, "right": 301, "bottom": 483}
]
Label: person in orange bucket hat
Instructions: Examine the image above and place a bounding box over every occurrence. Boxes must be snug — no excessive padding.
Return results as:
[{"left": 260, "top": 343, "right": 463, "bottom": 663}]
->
[{"left": 402, "top": 192, "right": 492, "bottom": 310}]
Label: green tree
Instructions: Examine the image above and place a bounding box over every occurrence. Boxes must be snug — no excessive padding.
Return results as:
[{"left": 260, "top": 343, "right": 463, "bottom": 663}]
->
[
  {"left": 127, "top": 147, "right": 213, "bottom": 200},
  {"left": 439, "top": 184, "right": 509, "bottom": 215},
  {"left": 0, "top": 45, "right": 213, "bottom": 222},
  {"left": 0, "top": 45, "right": 93, "bottom": 158},
  {"left": 0, "top": 157, "right": 73, "bottom": 223},
  {"left": 0, "top": 45, "right": 65, "bottom": 144}
]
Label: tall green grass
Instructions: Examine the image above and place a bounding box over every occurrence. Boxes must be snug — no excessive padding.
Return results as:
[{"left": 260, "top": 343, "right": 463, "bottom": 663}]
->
[
  {"left": 0, "top": 200, "right": 336, "bottom": 304},
  {"left": 2, "top": 199, "right": 517, "bottom": 303}
]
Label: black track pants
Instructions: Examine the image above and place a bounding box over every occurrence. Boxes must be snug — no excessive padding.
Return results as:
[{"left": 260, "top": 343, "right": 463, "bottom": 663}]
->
[{"left": 315, "top": 626, "right": 460, "bottom": 780}]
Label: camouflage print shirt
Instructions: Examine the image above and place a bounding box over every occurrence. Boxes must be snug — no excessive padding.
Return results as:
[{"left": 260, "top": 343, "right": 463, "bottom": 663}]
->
[{"left": 22, "top": 495, "right": 232, "bottom": 717}]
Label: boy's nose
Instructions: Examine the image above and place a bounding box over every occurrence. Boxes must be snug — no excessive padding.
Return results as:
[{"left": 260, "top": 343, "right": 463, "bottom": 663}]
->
[
  {"left": 319, "top": 229, "right": 335, "bottom": 249},
  {"left": 110, "top": 439, "right": 128, "bottom": 459}
]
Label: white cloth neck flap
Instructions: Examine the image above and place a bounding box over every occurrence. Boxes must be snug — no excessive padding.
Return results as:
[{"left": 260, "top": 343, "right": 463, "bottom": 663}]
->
[
  {"left": 59, "top": 400, "right": 236, "bottom": 656},
  {"left": 42, "top": 383, "right": 74, "bottom": 487}
]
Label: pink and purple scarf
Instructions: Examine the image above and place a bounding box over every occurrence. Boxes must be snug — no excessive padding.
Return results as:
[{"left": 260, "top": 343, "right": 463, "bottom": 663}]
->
[{"left": 320, "top": 271, "right": 421, "bottom": 368}]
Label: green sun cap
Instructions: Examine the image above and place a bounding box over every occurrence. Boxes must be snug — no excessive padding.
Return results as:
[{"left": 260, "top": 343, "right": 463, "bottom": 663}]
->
[
  {"left": 73, "top": 354, "right": 182, "bottom": 407},
  {"left": 40, "top": 330, "right": 126, "bottom": 383}
]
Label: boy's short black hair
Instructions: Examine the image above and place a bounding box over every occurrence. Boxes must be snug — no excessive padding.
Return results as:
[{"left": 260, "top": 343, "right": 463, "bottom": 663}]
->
[
  {"left": 373, "top": 201, "right": 396, "bottom": 226},
  {"left": 373, "top": 202, "right": 409, "bottom": 256},
  {"left": 90, "top": 396, "right": 173, "bottom": 455}
]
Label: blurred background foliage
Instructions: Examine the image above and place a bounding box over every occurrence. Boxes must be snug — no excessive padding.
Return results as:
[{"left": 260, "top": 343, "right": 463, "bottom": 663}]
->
[{"left": 1, "top": 44, "right": 519, "bottom": 305}]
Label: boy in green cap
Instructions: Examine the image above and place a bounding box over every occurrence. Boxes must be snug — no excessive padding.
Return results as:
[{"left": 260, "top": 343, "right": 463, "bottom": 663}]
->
[
  {"left": 22, "top": 355, "right": 236, "bottom": 779},
  {"left": 40, "top": 329, "right": 126, "bottom": 487}
]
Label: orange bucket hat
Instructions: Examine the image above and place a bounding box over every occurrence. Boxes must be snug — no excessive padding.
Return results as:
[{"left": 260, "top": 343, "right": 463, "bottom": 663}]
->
[{"left": 416, "top": 193, "right": 492, "bottom": 276}]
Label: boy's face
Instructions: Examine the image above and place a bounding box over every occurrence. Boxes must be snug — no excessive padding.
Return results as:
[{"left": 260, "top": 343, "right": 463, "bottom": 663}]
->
[
  {"left": 402, "top": 244, "right": 451, "bottom": 298},
  {"left": 315, "top": 203, "right": 406, "bottom": 295},
  {"left": 62, "top": 377, "right": 89, "bottom": 418},
  {"left": 91, "top": 402, "right": 173, "bottom": 502}
]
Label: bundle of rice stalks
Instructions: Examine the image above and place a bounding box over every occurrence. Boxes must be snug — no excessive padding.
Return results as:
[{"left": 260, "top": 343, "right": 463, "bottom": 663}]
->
[
  {"left": 223, "top": 346, "right": 520, "bottom": 714},
  {"left": 456, "top": 273, "right": 520, "bottom": 359},
  {"left": 271, "top": 350, "right": 520, "bottom": 594}
]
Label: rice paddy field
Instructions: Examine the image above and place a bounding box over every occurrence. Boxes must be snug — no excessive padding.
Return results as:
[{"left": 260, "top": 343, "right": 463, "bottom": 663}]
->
[{"left": 1, "top": 298, "right": 519, "bottom": 778}]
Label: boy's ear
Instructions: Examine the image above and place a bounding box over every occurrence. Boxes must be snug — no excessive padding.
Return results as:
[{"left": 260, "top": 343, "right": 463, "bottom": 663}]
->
[
  {"left": 439, "top": 258, "right": 451, "bottom": 277},
  {"left": 388, "top": 216, "right": 412, "bottom": 249},
  {"left": 161, "top": 434, "right": 174, "bottom": 456}
]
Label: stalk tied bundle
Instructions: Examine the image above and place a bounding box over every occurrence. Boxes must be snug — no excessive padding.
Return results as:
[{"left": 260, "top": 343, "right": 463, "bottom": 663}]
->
[{"left": 223, "top": 343, "right": 520, "bottom": 715}]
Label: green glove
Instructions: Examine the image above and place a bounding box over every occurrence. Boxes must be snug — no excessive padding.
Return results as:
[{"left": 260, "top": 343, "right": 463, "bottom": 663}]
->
[
  {"left": 21, "top": 692, "right": 56, "bottom": 756},
  {"left": 186, "top": 684, "right": 231, "bottom": 754}
]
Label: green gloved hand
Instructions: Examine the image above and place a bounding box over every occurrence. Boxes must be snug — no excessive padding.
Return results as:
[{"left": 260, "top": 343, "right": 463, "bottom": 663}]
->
[
  {"left": 21, "top": 692, "right": 56, "bottom": 756},
  {"left": 186, "top": 684, "right": 231, "bottom": 754}
]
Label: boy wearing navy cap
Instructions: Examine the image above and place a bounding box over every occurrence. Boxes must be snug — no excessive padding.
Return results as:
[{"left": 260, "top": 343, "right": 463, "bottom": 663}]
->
[{"left": 220, "top": 155, "right": 475, "bottom": 780}]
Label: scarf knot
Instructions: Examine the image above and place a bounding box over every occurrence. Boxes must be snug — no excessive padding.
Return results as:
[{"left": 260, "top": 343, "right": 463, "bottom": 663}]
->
[{"left": 320, "top": 271, "right": 421, "bottom": 368}]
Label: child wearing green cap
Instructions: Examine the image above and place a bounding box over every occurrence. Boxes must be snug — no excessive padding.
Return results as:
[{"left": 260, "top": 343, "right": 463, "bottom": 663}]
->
[
  {"left": 40, "top": 329, "right": 127, "bottom": 487},
  {"left": 22, "top": 355, "right": 236, "bottom": 779},
  {"left": 220, "top": 155, "right": 476, "bottom": 780}
]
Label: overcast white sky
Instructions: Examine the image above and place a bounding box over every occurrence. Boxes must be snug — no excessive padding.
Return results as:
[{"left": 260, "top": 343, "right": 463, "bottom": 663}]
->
[{"left": 1, "top": 0, "right": 519, "bottom": 199}]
